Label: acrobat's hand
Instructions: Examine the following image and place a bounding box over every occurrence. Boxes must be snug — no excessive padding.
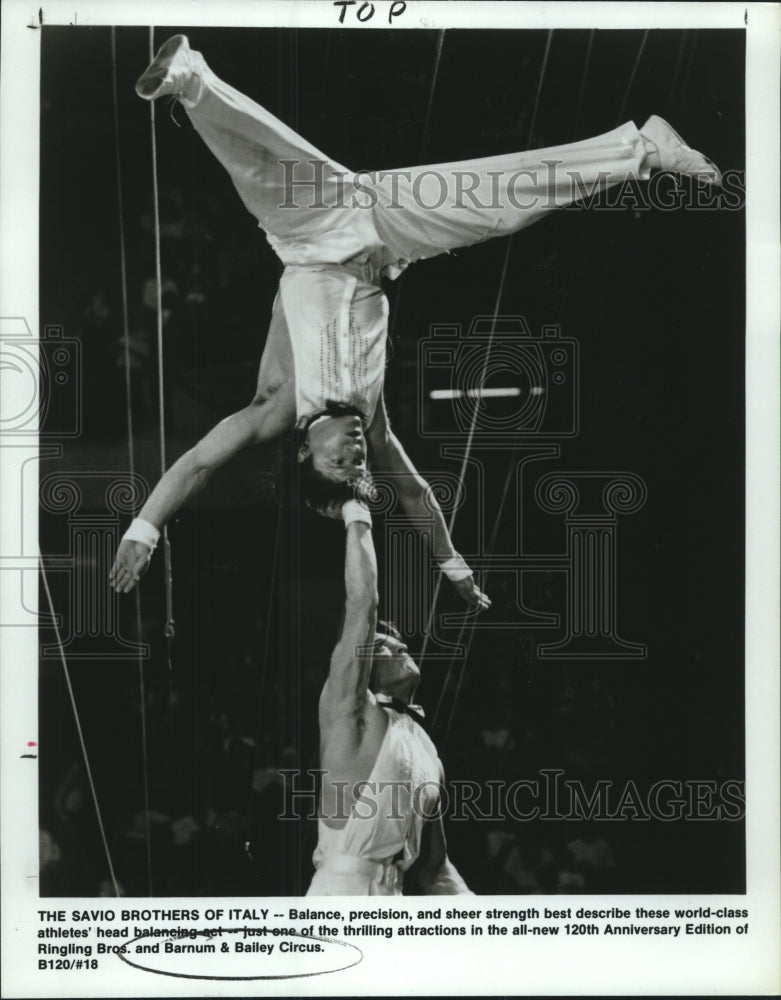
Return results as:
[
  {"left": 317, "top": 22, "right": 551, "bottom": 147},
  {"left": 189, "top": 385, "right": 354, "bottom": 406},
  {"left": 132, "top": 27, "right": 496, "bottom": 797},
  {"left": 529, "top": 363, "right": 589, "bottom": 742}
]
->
[
  {"left": 110, "top": 539, "right": 153, "bottom": 594},
  {"left": 450, "top": 574, "right": 491, "bottom": 611}
]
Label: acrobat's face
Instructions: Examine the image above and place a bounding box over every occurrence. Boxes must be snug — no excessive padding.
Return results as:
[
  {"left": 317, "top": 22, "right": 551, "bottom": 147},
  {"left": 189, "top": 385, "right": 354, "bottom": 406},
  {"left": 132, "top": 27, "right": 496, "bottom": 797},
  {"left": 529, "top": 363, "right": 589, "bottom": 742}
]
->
[
  {"left": 299, "top": 414, "right": 368, "bottom": 481},
  {"left": 370, "top": 632, "right": 421, "bottom": 698}
]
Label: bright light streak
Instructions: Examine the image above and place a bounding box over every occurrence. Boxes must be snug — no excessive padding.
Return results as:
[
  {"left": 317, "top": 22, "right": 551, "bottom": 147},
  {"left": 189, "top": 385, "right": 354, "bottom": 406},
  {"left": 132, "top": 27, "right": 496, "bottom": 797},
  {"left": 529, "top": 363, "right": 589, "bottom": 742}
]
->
[{"left": 429, "top": 387, "right": 542, "bottom": 400}]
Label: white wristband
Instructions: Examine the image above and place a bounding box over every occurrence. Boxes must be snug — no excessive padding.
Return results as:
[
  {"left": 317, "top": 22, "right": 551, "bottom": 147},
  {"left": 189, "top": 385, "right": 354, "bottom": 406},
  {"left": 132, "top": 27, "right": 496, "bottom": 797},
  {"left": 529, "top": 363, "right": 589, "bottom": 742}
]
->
[
  {"left": 122, "top": 517, "right": 160, "bottom": 551},
  {"left": 439, "top": 553, "right": 473, "bottom": 582},
  {"left": 341, "top": 500, "right": 372, "bottom": 527}
]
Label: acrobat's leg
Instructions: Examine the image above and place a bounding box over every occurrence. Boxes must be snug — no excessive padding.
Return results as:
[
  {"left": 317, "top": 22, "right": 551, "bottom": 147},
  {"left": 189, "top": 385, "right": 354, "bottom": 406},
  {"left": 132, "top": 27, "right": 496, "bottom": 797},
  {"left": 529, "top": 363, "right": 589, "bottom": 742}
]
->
[
  {"left": 136, "top": 35, "right": 353, "bottom": 247},
  {"left": 367, "top": 120, "right": 719, "bottom": 266}
]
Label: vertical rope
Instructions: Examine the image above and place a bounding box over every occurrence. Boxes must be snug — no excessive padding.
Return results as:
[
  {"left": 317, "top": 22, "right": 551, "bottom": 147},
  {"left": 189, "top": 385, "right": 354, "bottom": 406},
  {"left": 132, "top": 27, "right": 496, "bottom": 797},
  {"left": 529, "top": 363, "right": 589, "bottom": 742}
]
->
[
  {"left": 147, "top": 28, "right": 176, "bottom": 656},
  {"left": 111, "top": 32, "right": 135, "bottom": 473},
  {"left": 111, "top": 27, "right": 153, "bottom": 895},
  {"left": 40, "top": 555, "right": 121, "bottom": 897}
]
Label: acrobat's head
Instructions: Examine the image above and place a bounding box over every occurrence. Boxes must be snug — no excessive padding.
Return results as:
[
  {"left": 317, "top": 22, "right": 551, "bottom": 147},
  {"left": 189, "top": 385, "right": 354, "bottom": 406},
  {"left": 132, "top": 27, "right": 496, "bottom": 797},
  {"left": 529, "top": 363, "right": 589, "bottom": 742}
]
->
[
  {"left": 281, "top": 401, "right": 377, "bottom": 515},
  {"left": 369, "top": 620, "right": 421, "bottom": 704}
]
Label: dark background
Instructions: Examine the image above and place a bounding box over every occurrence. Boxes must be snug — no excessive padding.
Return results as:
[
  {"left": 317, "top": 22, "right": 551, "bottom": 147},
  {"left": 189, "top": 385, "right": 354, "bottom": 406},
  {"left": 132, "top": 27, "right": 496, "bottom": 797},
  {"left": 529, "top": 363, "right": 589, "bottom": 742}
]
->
[{"left": 38, "top": 25, "right": 745, "bottom": 897}]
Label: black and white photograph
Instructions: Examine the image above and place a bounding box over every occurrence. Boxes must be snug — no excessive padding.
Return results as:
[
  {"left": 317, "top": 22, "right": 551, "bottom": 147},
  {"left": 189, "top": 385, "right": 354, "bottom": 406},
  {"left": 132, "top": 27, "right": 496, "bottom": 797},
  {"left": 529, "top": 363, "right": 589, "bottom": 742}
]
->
[{"left": 1, "top": 1, "right": 779, "bottom": 995}]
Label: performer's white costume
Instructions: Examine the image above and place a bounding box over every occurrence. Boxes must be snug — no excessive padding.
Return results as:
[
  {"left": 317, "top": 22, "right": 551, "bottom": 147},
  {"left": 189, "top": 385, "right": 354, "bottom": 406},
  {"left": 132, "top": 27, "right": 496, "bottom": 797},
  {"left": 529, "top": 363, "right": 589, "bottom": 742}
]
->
[
  {"left": 306, "top": 707, "right": 443, "bottom": 896},
  {"left": 172, "top": 51, "right": 653, "bottom": 424}
]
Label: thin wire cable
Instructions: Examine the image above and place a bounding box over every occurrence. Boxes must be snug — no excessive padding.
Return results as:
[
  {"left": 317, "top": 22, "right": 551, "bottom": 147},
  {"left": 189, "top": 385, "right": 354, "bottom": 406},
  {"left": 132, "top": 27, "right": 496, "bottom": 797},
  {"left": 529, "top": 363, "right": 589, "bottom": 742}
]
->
[
  {"left": 243, "top": 493, "right": 284, "bottom": 850},
  {"left": 445, "top": 27, "right": 652, "bottom": 742},
  {"left": 439, "top": 455, "right": 520, "bottom": 737},
  {"left": 257, "top": 505, "right": 282, "bottom": 742},
  {"left": 615, "top": 29, "right": 649, "bottom": 126},
  {"left": 423, "top": 196, "right": 514, "bottom": 686},
  {"left": 667, "top": 31, "right": 688, "bottom": 111},
  {"left": 111, "top": 32, "right": 135, "bottom": 478},
  {"left": 148, "top": 28, "right": 176, "bottom": 651},
  {"left": 527, "top": 30, "right": 553, "bottom": 145},
  {"left": 437, "top": 417, "right": 541, "bottom": 739},
  {"left": 111, "top": 27, "right": 153, "bottom": 895},
  {"left": 40, "top": 555, "right": 121, "bottom": 897},
  {"left": 423, "top": 31, "right": 553, "bottom": 676},
  {"left": 388, "top": 29, "right": 447, "bottom": 342},
  {"left": 434, "top": 430, "right": 535, "bottom": 738},
  {"left": 422, "top": 29, "right": 445, "bottom": 150},
  {"left": 680, "top": 29, "right": 699, "bottom": 111},
  {"left": 567, "top": 28, "right": 648, "bottom": 313},
  {"left": 571, "top": 29, "right": 594, "bottom": 140}
]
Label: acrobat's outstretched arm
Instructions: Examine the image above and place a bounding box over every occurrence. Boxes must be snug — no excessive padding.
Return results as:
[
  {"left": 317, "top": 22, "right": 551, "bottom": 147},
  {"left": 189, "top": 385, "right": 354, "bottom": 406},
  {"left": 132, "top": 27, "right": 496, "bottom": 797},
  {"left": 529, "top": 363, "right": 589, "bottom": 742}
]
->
[
  {"left": 110, "top": 394, "right": 291, "bottom": 593},
  {"left": 367, "top": 395, "right": 490, "bottom": 611},
  {"left": 319, "top": 503, "right": 378, "bottom": 728}
]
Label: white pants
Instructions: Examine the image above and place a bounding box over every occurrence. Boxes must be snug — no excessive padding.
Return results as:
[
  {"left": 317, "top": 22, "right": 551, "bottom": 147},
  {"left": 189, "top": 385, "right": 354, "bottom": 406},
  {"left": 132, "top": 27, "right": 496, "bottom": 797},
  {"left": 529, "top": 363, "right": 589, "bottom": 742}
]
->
[{"left": 180, "top": 57, "right": 652, "bottom": 271}]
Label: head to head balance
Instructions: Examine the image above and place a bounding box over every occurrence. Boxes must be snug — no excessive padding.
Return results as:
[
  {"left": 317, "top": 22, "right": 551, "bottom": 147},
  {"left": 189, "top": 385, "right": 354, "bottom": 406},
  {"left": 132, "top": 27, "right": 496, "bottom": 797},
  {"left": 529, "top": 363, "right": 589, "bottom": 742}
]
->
[{"left": 285, "top": 401, "right": 378, "bottom": 515}]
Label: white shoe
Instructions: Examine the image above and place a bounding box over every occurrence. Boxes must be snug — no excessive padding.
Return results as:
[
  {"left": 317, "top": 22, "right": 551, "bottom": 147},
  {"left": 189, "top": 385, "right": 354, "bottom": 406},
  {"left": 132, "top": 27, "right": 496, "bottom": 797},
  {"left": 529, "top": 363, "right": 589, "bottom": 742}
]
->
[
  {"left": 640, "top": 115, "right": 722, "bottom": 186},
  {"left": 135, "top": 34, "right": 197, "bottom": 101}
]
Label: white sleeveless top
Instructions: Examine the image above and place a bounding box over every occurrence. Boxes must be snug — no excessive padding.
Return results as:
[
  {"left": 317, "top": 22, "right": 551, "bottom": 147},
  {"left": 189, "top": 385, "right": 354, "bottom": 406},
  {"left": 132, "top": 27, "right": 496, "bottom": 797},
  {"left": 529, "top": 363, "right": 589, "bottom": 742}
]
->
[{"left": 312, "top": 710, "right": 441, "bottom": 876}]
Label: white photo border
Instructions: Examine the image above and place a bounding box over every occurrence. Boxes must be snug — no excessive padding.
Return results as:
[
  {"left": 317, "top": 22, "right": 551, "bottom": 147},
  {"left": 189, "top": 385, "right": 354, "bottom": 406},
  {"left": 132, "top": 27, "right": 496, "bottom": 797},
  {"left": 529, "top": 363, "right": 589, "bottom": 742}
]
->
[{"left": 1, "top": 1, "right": 778, "bottom": 996}]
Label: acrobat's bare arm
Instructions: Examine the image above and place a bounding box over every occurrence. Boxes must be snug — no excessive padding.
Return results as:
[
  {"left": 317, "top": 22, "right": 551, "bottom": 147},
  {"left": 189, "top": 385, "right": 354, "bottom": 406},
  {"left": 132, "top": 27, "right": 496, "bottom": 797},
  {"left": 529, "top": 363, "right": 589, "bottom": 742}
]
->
[
  {"left": 319, "top": 504, "right": 378, "bottom": 727},
  {"left": 413, "top": 766, "right": 474, "bottom": 895},
  {"left": 110, "top": 394, "right": 291, "bottom": 593},
  {"left": 367, "top": 395, "right": 490, "bottom": 610}
]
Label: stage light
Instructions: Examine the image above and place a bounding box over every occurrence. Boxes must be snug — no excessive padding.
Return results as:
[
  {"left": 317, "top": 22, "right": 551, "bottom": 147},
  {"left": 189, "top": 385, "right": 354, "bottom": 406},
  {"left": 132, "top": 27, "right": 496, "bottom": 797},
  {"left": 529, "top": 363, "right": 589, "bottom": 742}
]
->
[{"left": 428, "top": 387, "right": 527, "bottom": 400}]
